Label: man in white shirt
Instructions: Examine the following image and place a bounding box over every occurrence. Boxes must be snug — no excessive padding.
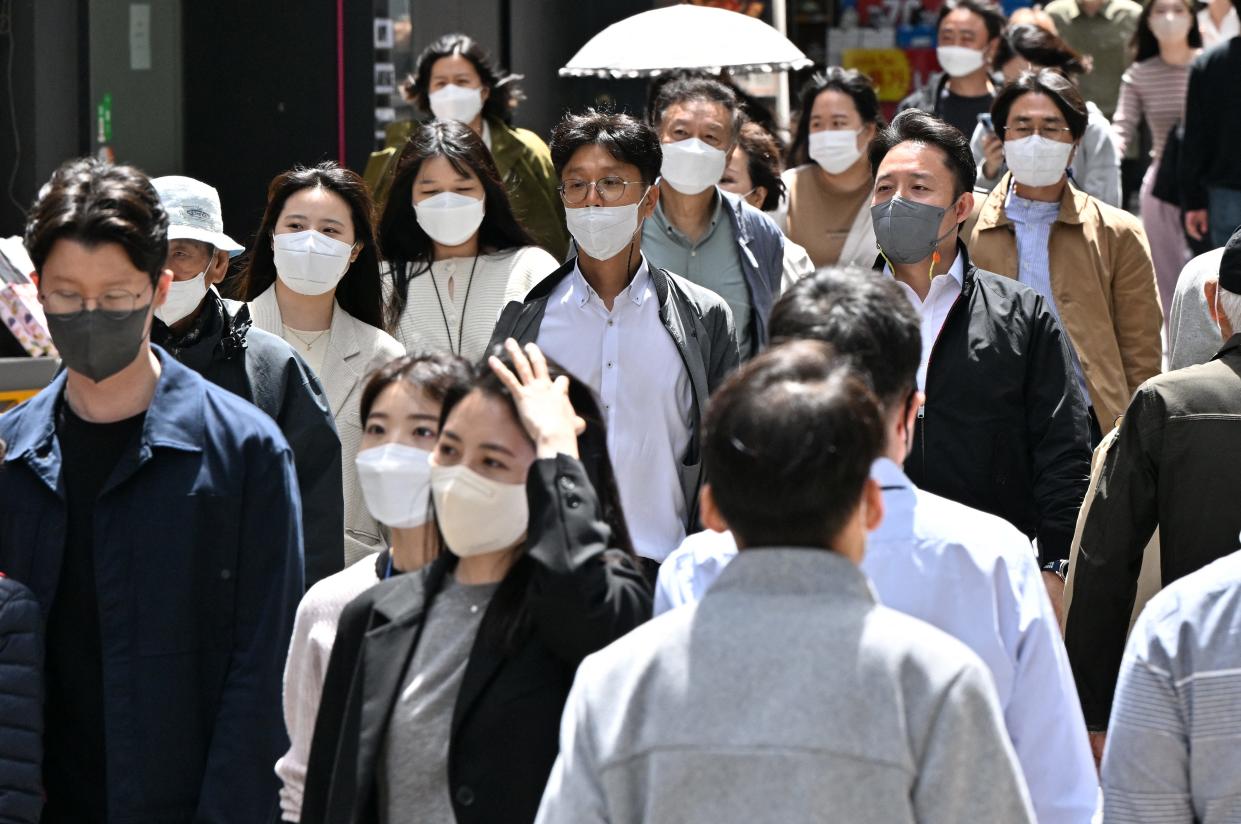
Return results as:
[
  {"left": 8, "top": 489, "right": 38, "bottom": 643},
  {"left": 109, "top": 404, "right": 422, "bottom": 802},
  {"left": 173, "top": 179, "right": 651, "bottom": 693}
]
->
[
  {"left": 538, "top": 340, "right": 1036, "bottom": 824},
  {"left": 656, "top": 266, "right": 1099, "bottom": 824},
  {"left": 491, "top": 110, "right": 739, "bottom": 571}
]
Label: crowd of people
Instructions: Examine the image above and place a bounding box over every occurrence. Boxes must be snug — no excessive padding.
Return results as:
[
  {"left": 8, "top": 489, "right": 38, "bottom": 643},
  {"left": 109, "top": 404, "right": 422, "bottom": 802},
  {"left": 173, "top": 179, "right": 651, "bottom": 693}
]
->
[{"left": 1, "top": 2, "right": 1240, "bottom": 820}]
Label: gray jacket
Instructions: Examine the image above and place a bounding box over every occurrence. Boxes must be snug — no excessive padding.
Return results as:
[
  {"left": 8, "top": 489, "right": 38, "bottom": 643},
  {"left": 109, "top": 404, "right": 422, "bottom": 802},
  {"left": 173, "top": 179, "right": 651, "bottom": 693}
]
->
[
  {"left": 535, "top": 549, "right": 1037, "bottom": 824},
  {"left": 717, "top": 188, "right": 785, "bottom": 350},
  {"left": 490, "top": 258, "right": 740, "bottom": 529}
]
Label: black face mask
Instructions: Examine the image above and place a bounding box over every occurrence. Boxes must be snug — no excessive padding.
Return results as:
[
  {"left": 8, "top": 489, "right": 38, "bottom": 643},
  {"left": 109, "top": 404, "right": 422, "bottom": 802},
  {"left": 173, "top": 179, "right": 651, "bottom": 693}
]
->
[{"left": 45, "top": 304, "right": 153, "bottom": 383}]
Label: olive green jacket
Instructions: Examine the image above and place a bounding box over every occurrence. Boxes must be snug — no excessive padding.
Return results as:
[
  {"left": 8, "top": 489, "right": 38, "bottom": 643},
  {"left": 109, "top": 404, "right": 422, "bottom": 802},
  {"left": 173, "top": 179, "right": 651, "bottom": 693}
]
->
[{"left": 364, "top": 117, "right": 569, "bottom": 258}]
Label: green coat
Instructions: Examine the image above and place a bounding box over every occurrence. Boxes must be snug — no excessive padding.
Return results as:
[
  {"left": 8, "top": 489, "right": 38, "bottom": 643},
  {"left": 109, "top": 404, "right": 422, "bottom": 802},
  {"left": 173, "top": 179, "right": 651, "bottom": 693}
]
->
[{"left": 364, "top": 117, "right": 569, "bottom": 259}]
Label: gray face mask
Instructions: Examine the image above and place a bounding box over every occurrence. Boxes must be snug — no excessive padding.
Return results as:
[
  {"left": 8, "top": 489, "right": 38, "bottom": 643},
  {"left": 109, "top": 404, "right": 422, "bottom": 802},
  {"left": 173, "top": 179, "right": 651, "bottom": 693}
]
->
[
  {"left": 870, "top": 195, "right": 955, "bottom": 265},
  {"left": 45, "top": 305, "right": 152, "bottom": 383}
]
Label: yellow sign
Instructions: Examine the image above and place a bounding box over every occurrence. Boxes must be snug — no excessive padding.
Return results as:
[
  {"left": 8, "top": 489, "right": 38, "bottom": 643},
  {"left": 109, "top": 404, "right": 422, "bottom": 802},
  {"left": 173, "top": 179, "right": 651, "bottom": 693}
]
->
[{"left": 843, "top": 49, "right": 913, "bottom": 103}]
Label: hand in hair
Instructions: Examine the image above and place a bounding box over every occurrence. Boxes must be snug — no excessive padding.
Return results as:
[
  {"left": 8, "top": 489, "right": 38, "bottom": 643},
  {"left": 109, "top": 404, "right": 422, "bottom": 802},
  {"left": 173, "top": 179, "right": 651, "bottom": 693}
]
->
[{"left": 490, "top": 339, "right": 585, "bottom": 459}]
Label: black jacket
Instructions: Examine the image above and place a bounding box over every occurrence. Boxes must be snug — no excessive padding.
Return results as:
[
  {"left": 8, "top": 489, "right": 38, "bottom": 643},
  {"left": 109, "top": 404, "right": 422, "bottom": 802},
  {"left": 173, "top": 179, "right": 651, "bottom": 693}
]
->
[
  {"left": 1066, "top": 335, "right": 1241, "bottom": 729},
  {"left": 490, "top": 259, "right": 740, "bottom": 529},
  {"left": 0, "top": 576, "right": 42, "bottom": 824},
  {"left": 898, "top": 244, "right": 1091, "bottom": 564},
  {"left": 1180, "top": 38, "right": 1241, "bottom": 210},
  {"left": 301, "top": 455, "right": 652, "bottom": 824},
  {"left": 154, "top": 291, "right": 344, "bottom": 588}
]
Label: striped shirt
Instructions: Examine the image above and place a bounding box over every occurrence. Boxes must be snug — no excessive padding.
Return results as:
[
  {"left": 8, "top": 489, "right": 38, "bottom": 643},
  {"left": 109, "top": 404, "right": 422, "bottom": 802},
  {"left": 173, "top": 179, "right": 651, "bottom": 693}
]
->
[
  {"left": 1006, "top": 189, "right": 1091, "bottom": 408},
  {"left": 1112, "top": 56, "right": 1194, "bottom": 162},
  {"left": 1102, "top": 549, "right": 1241, "bottom": 823}
]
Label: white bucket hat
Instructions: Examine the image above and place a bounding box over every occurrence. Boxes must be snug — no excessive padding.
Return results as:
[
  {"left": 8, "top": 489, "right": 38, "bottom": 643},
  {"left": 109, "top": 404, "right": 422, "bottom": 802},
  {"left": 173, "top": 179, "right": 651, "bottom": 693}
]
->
[{"left": 153, "top": 175, "right": 245, "bottom": 258}]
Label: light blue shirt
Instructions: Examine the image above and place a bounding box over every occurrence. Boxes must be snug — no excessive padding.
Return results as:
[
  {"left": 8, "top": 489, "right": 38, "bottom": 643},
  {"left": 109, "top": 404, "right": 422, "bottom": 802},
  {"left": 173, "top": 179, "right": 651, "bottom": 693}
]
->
[
  {"left": 1006, "top": 188, "right": 1092, "bottom": 410},
  {"left": 655, "top": 457, "right": 1100, "bottom": 824},
  {"left": 1102, "top": 549, "right": 1241, "bottom": 823}
]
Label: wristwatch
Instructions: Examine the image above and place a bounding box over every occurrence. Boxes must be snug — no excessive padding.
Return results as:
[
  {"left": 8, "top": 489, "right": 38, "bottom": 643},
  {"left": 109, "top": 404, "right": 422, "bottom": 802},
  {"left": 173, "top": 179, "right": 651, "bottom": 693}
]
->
[{"left": 1041, "top": 559, "right": 1070, "bottom": 581}]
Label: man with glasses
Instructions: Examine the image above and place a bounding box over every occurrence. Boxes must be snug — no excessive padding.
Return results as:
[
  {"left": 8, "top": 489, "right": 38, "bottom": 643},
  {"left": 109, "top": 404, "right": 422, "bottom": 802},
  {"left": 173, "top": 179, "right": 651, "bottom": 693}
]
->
[
  {"left": 968, "top": 68, "right": 1162, "bottom": 445},
  {"left": 0, "top": 157, "right": 303, "bottom": 821},
  {"left": 491, "top": 110, "right": 739, "bottom": 573}
]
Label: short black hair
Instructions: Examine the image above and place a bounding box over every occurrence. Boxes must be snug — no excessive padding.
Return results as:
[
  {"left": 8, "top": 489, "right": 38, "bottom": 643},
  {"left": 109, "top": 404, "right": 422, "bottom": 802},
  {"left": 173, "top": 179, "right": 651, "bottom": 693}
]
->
[
  {"left": 25, "top": 157, "right": 169, "bottom": 286},
  {"left": 937, "top": 0, "right": 1007, "bottom": 40},
  {"left": 550, "top": 109, "right": 663, "bottom": 186},
  {"left": 359, "top": 352, "right": 473, "bottom": 424},
  {"left": 703, "top": 340, "right": 885, "bottom": 549},
  {"left": 769, "top": 265, "right": 921, "bottom": 412},
  {"left": 870, "top": 109, "right": 977, "bottom": 199},
  {"left": 992, "top": 68, "right": 1089, "bottom": 142},
  {"left": 650, "top": 74, "right": 742, "bottom": 143},
  {"left": 993, "top": 24, "right": 1085, "bottom": 76},
  {"left": 790, "top": 67, "right": 882, "bottom": 166},
  {"left": 736, "top": 120, "right": 786, "bottom": 212}
]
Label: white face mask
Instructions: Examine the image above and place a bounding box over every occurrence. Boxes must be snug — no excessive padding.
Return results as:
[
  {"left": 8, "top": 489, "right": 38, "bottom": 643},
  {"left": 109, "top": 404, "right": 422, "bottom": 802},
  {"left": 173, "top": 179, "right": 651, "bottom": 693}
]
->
[
  {"left": 808, "top": 128, "right": 865, "bottom": 175},
  {"left": 431, "top": 463, "right": 529, "bottom": 558},
  {"left": 564, "top": 188, "right": 649, "bottom": 262},
  {"left": 660, "top": 137, "right": 727, "bottom": 195},
  {"left": 273, "top": 230, "right": 355, "bottom": 296},
  {"left": 414, "top": 191, "right": 486, "bottom": 247},
  {"left": 1149, "top": 12, "right": 1192, "bottom": 41},
  {"left": 356, "top": 443, "right": 433, "bottom": 529},
  {"left": 937, "top": 45, "right": 986, "bottom": 78},
  {"left": 1004, "top": 135, "right": 1075, "bottom": 187},
  {"left": 155, "top": 268, "right": 209, "bottom": 325},
  {"left": 429, "top": 84, "right": 484, "bottom": 124}
]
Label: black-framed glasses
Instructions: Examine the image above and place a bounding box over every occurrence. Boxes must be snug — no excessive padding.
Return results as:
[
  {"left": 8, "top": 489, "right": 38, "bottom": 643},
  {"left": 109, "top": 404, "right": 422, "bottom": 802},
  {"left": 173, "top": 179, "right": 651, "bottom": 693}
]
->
[
  {"left": 40, "top": 285, "right": 154, "bottom": 320},
  {"left": 557, "top": 177, "right": 644, "bottom": 206}
]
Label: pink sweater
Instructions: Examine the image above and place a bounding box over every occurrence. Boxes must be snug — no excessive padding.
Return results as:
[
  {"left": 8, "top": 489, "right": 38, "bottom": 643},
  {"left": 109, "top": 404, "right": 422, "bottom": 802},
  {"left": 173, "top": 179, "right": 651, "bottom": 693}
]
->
[{"left": 1112, "top": 56, "right": 1193, "bottom": 162}]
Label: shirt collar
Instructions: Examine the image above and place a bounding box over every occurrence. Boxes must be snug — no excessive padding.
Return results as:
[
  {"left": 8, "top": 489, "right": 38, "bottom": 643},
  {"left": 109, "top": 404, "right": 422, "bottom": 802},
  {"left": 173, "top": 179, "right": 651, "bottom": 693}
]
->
[
  {"left": 882, "top": 248, "right": 965, "bottom": 288},
  {"left": 481, "top": 119, "right": 492, "bottom": 150},
  {"left": 652, "top": 187, "right": 723, "bottom": 246},
  {"left": 870, "top": 457, "right": 913, "bottom": 490},
  {"left": 569, "top": 255, "right": 651, "bottom": 309}
]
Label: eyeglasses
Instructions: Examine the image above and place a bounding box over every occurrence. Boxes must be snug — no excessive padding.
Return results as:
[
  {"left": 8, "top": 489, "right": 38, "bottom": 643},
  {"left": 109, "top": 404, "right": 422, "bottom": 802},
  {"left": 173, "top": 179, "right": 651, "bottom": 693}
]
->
[
  {"left": 40, "top": 285, "right": 153, "bottom": 320},
  {"left": 557, "top": 177, "right": 644, "bottom": 206},
  {"left": 1004, "top": 125, "right": 1075, "bottom": 140}
]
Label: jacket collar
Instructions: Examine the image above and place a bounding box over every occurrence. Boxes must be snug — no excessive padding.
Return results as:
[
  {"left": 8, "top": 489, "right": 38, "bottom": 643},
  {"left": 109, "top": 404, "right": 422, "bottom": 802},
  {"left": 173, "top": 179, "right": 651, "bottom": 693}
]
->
[
  {"left": 977, "top": 173, "right": 1090, "bottom": 231},
  {"left": 152, "top": 290, "right": 251, "bottom": 372},
  {"left": 250, "top": 284, "right": 363, "bottom": 416},
  {"left": 3, "top": 345, "right": 207, "bottom": 492},
  {"left": 485, "top": 117, "right": 521, "bottom": 175},
  {"left": 707, "top": 546, "right": 876, "bottom": 604},
  {"left": 872, "top": 239, "right": 978, "bottom": 292},
  {"left": 1213, "top": 332, "right": 1241, "bottom": 361}
]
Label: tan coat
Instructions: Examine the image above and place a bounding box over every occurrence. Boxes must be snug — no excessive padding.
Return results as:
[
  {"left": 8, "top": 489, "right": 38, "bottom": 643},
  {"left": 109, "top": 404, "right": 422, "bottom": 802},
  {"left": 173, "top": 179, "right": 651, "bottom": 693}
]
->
[{"left": 966, "top": 175, "right": 1162, "bottom": 429}]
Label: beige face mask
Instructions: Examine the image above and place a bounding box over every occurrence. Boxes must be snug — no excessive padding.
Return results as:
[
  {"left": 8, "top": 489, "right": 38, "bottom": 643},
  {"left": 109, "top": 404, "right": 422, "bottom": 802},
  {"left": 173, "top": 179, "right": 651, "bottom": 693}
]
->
[{"left": 430, "top": 463, "right": 529, "bottom": 557}]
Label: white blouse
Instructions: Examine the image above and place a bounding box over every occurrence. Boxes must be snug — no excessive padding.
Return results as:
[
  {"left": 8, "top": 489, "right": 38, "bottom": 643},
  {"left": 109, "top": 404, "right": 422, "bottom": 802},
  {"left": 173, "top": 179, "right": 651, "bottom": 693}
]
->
[{"left": 388, "top": 246, "right": 559, "bottom": 361}]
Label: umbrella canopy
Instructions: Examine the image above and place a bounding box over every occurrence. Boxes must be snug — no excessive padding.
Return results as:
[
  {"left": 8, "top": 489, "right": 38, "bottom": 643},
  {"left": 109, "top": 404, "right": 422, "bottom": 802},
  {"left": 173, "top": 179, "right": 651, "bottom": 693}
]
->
[{"left": 560, "top": 4, "right": 813, "bottom": 78}]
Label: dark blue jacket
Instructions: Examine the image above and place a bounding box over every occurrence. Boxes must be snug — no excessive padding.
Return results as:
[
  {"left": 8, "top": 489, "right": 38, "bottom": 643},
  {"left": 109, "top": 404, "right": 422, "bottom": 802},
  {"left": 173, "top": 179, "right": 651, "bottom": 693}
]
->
[
  {"left": 0, "top": 347, "right": 304, "bottom": 823},
  {"left": 0, "top": 575, "right": 42, "bottom": 824}
]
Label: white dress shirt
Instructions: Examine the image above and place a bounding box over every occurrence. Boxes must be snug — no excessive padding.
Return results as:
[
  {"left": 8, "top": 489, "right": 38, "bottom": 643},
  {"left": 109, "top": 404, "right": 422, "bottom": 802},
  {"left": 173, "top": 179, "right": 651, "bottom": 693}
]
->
[
  {"left": 884, "top": 253, "right": 964, "bottom": 390},
  {"left": 536, "top": 257, "right": 692, "bottom": 561},
  {"left": 1198, "top": 4, "right": 1240, "bottom": 46},
  {"left": 655, "top": 457, "right": 1100, "bottom": 824}
]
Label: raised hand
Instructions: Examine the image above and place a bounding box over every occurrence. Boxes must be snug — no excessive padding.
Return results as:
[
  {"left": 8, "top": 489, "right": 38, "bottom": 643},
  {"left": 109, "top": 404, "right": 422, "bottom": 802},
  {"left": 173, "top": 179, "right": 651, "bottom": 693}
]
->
[{"left": 489, "top": 339, "right": 585, "bottom": 459}]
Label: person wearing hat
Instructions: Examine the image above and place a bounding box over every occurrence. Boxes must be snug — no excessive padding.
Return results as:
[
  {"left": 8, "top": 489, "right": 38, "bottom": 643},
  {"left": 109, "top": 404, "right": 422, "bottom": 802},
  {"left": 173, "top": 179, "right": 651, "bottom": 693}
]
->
[
  {"left": 151, "top": 175, "right": 345, "bottom": 588},
  {"left": 1065, "top": 223, "right": 1241, "bottom": 763}
]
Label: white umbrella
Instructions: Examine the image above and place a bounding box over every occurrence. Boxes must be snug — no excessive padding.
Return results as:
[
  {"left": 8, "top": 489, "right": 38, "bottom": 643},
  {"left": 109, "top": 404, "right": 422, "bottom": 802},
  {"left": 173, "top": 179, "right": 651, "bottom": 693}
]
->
[{"left": 559, "top": 4, "right": 813, "bottom": 79}]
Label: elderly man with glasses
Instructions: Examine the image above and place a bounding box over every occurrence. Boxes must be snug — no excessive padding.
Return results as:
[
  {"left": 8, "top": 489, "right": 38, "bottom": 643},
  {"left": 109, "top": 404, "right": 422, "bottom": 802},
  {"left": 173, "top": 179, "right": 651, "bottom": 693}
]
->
[{"left": 491, "top": 109, "right": 740, "bottom": 576}]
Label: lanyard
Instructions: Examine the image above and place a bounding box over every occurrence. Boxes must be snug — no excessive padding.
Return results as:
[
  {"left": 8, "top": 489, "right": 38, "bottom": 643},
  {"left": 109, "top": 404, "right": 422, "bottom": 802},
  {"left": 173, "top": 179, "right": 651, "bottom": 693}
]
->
[{"left": 427, "top": 254, "right": 480, "bottom": 356}]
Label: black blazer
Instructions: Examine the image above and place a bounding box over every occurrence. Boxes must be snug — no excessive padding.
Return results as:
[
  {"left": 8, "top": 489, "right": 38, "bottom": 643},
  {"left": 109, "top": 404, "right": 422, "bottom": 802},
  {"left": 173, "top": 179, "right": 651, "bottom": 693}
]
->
[{"left": 301, "top": 455, "right": 652, "bottom": 824}]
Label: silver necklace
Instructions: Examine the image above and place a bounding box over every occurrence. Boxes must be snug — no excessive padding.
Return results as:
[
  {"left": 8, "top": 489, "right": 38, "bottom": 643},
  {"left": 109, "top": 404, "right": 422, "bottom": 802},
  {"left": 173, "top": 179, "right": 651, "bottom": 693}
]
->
[{"left": 285, "top": 326, "right": 329, "bottom": 349}]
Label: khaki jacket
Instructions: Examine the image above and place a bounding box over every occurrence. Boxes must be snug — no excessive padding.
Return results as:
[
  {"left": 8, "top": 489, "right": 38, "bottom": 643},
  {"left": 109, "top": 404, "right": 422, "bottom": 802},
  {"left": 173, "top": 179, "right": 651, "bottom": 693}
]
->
[{"left": 966, "top": 174, "right": 1162, "bottom": 429}]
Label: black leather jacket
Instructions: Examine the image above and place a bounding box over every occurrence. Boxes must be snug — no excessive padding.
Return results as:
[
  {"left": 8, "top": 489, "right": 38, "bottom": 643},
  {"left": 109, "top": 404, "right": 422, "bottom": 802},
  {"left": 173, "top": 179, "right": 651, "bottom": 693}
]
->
[{"left": 154, "top": 291, "right": 345, "bottom": 588}]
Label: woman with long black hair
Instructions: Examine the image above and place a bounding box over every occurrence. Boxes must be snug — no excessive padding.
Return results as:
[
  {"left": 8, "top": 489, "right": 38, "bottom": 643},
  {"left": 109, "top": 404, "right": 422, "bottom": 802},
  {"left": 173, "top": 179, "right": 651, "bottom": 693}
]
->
[
  {"left": 232, "top": 162, "right": 405, "bottom": 563},
  {"left": 379, "top": 121, "right": 558, "bottom": 361},
  {"left": 301, "top": 340, "right": 650, "bottom": 824}
]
